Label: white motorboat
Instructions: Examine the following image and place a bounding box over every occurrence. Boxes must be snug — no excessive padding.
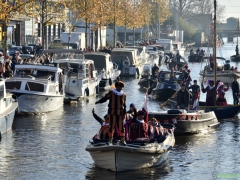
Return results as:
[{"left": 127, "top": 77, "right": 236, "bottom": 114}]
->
[
  {"left": 5, "top": 64, "right": 64, "bottom": 114},
  {"left": 156, "top": 39, "right": 185, "bottom": 56},
  {"left": 84, "top": 52, "right": 121, "bottom": 89},
  {"left": 149, "top": 109, "right": 219, "bottom": 135},
  {"left": 43, "top": 49, "right": 101, "bottom": 101},
  {"left": 111, "top": 46, "right": 148, "bottom": 77},
  {"left": 86, "top": 124, "right": 175, "bottom": 172},
  {"left": 0, "top": 79, "right": 18, "bottom": 135},
  {"left": 199, "top": 57, "right": 240, "bottom": 84}
]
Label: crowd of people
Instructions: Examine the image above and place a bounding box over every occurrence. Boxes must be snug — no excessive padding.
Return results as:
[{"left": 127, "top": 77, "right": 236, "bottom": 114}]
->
[{"left": 93, "top": 81, "right": 168, "bottom": 145}]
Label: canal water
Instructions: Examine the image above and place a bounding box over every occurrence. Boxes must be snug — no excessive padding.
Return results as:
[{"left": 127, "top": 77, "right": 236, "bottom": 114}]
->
[{"left": 1, "top": 42, "right": 240, "bottom": 179}]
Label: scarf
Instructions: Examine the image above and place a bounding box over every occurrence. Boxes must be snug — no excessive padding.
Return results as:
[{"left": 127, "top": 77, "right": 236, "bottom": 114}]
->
[
  {"left": 136, "top": 118, "right": 145, "bottom": 124},
  {"left": 112, "top": 89, "right": 123, "bottom": 96},
  {"left": 208, "top": 85, "right": 215, "bottom": 90}
]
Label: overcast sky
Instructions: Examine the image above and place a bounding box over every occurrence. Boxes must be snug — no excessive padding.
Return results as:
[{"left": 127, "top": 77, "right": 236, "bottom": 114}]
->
[{"left": 218, "top": 0, "right": 240, "bottom": 20}]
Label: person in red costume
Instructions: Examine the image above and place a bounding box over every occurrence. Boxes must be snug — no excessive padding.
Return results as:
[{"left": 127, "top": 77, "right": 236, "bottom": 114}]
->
[
  {"left": 216, "top": 82, "right": 229, "bottom": 106},
  {"left": 130, "top": 110, "right": 148, "bottom": 140}
]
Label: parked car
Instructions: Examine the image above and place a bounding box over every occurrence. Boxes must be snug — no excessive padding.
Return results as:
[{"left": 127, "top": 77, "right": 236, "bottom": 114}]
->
[
  {"left": 24, "top": 46, "right": 34, "bottom": 54},
  {"left": 9, "top": 46, "right": 22, "bottom": 56}
]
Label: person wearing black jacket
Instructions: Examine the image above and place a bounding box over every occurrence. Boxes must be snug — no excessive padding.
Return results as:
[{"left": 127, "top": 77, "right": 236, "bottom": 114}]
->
[
  {"left": 188, "top": 80, "right": 200, "bottom": 105},
  {"left": 127, "top": 103, "right": 137, "bottom": 123},
  {"left": 177, "top": 84, "right": 190, "bottom": 110},
  {"left": 231, "top": 77, "right": 239, "bottom": 105}
]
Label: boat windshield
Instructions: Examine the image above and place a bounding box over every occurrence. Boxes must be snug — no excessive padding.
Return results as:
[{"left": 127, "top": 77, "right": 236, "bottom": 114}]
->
[
  {"left": 52, "top": 53, "right": 84, "bottom": 61},
  {"left": 158, "top": 71, "right": 182, "bottom": 82},
  {"left": 156, "top": 43, "right": 170, "bottom": 51}
]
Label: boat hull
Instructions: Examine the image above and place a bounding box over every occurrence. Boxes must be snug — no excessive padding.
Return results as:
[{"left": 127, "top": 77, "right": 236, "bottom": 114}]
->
[
  {"left": 12, "top": 92, "right": 63, "bottom": 113},
  {"left": 199, "top": 71, "right": 240, "bottom": 84},
  {"left": 86, "top": 134, "right": 174, "bottom": 172},
  {"left": 65, "top": 78, "right": 100, "bottom": 97},
  {"left": 149, "top": 111, "right": 219, "bottom": 135},
  {"left": 0, "top": 100, "right": 18, "bottom": 135},
  {"left": 198, "top": 101, "right": 240, "bottom": 119},
  {"left": 152, "top": 88, "right": 178, "bottom": 101},
  {"left": 230, "top": 55, "right": 240, "bottom": 62}
]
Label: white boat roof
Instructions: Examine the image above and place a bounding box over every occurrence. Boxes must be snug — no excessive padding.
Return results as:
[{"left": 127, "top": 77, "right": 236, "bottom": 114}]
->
[
  {"left": 84, "top": 52, "right": 110, "bottom": 57},
  {"left": 55, "top": 58, "right": 94, "bottom": 64},
  {"left": 112, "top": 48, "right": 137, "bottom": 52},
  {"left": 15, "top": 64, "right": 62, "bottom": 73},
  {"left": 157, "top": 39, "right": 172, "bottom": 43}
]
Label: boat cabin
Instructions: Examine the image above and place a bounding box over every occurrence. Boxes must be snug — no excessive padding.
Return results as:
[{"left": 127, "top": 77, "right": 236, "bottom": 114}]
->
[
  {"left": 111, "top": 48, "right": 138, "bottom": 66},
  {"left": 147, "top": 45, "right": 164, "bottom": 54},
  {"left": 156, "top": 39, "right": 172, "bottom": 54},
  {"left": 84, "top": 52, "right": 112, "bottom": 72},
  {"left": 56, "top": 59, "right": 98, "bottom": 84},
  {"left": 5, "top": 64, "right": 63, "bottom": 95}
]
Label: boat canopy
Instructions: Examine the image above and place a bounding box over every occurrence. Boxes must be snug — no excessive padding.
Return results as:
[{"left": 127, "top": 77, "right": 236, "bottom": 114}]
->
[
  {"left": 157, "top": 71, "right": 183, "bottom": 83},
  {"left": 84, "top": 52, "right": 110, "bottom": 71}
]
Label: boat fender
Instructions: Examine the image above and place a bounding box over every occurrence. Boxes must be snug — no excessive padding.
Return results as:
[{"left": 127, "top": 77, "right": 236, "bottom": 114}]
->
[
  {"left": 136, "top": 67, "right": 140, "bottom": 77},
  {"left": 167, "top": 109, "right": 182, "bottom": 114},
  {"left": 85, "top": 87, "right": 90, "bottom": 96},
  {"left": 123, "top": 60, "right": 130, "bottom": 67},
  {"left": 109, "top": 78, "right": 112, "bottom": 86},
  {"left": 95, "top": 85, "right": 99, "bottom": 94}
]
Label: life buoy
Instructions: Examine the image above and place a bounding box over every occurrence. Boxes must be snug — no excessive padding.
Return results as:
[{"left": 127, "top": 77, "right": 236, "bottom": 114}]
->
[{"left": 123, "top": 60, "right": 130, "bottom": 67}]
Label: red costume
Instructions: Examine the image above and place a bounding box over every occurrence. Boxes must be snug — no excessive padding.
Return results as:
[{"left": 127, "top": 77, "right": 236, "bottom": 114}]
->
[
  {"left": 130, "top": 119, "right": 148, "bottom": 140},
  {"left": 217, "top": 83, "right": 229, "bottom": 106}
]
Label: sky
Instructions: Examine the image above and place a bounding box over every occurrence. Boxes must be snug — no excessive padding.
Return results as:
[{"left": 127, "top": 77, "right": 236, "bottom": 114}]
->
[{"left": 218, "top": 0, "right": 240, "bottom": 20}]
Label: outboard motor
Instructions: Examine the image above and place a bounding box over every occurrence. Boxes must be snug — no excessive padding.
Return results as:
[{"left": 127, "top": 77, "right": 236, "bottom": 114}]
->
[{"left": 224, "top": 60, "right": 230, "bottom": 70}]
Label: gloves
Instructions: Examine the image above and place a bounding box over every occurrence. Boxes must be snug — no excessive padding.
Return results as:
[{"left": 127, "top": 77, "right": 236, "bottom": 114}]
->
[{"left": 92, "top": 108, "right": 94, "bottom": 114}]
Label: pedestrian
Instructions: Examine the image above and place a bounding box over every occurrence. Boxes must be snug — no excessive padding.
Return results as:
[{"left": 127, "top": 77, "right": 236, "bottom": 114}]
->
[
  {"left": 231, "top": 77, "right": 239, "bottom": 105},
  {"left": 95, "top": 81, "right": 126, "bottom": 145},
  {"left": 177, "top": 84, "right": 190, "bottom": 110}
]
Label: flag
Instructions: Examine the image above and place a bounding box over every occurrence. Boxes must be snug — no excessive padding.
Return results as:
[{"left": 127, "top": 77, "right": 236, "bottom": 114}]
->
[
  {"left": 191, "top": 92, "right": 200, "bottom": 110},
  {"left": 141, "top": 91, "right": 149, "bottom": 123}
]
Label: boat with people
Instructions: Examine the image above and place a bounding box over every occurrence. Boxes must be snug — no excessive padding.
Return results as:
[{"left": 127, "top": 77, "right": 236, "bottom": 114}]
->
[
  {"left": 5, "top": 63, "right": 64, "bottom": 114},
  {"left": 199, "top": 56, "right": 240, "bottom": 84},
  {"left": 188, "top": 48, "right": 205, "bottom": 62},
  {"left": 0, "top": 79, "right": 18, "bottom": 135},
  {"left": 111, "top": 47, "right": 147, "bottom": 77},
  {"left": 43, "top": 49, "right": 102, "bottom": 102},
  {"left": 151, "top": 70, "right": 183, "bottom": 101},
  {"left": 84, "top": 52, "right": 121, "bottom": 89},
  {"left": 86, "top": 123, "right": 175, "bottom": 172},
  {"left": 148, "top": 109, "right": 219, "bottom": 135}
]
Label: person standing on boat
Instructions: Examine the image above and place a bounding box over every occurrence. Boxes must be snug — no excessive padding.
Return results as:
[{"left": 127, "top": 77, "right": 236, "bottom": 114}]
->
[
  {"left": 127, "top": 103, "right": 137, "bottom": 123},
  {"left": 201, "top": 80, "right": 216, "bottom": 106},
  {"left": 188, "top": 80, "right": 200, "bottom": 105},
  {"left": 152, "top": 63, "right": 159, "bottom": 77},
  {"left": 95, "top": 81, "right": 126, "bottom": 145},
  {"left": 236, "top": 45, "right": 239, "bottom": 56},
  {"left": 231, "top": 77, "right": 239, "bottom": 105},
  {"left": 130, "top": 110, "right": 148, "bottom": 140},
  {"left": 209, "top": 54, "right": 214, "bottom": 70},
  {"left": 177, "top": 84, "right": 190, "bottom": 110},
  {"left": 216, "top": 82, "right": 229, "bottom": 106}
]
